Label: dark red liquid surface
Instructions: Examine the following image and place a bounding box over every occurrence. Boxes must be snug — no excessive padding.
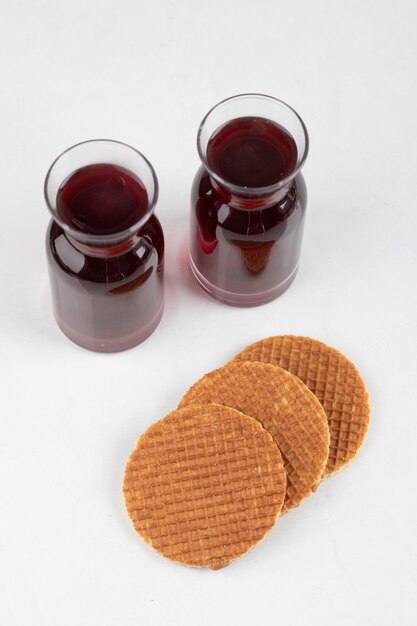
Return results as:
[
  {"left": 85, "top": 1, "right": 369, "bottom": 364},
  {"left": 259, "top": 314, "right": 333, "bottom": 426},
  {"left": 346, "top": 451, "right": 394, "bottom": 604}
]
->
[
  {"left": 190, "top": 117, "right": 306, "bottom": 305},
  {"left": 207, "top": 117, "right": 298, "bottom": 188},
  {"left": 57, "top": 163, "right": 149, "bottom": 236},
  {"left": 48, "top": 164, "right": 164, "bottom": 351}
]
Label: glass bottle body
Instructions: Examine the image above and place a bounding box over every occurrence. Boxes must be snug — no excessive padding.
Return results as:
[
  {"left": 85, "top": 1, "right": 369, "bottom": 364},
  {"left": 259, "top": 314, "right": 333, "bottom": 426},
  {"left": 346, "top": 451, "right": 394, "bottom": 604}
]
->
[
  {"left": 190, "top": 94, "right": 309, "bottom": 306},
  {"left": 190, "top": 167, "right": 306, "bottom": 306},
  {"left": 44, "top": 140, "right": 163, "bottom": 352},
  {"left": 46, "top": 215, "right": 164, "bottom": 352}
]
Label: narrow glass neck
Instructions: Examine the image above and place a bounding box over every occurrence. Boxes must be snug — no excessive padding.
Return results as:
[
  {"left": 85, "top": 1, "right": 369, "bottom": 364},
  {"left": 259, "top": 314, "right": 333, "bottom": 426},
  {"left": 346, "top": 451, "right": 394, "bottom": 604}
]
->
[
  {"left": 197, "top": 94, "right": 308, "bottom": 210},
  {"left": 67, "top": 236, "right": 136, "bottom": 258},
  {"left": 58, "top": 223, "right": 147, "bottom": 258},
  {"left": 209, "top": 175, "right": 294, "bottom": 209},
  {"left": 45, "top": 140, "right": 158, "bottom": 257}
]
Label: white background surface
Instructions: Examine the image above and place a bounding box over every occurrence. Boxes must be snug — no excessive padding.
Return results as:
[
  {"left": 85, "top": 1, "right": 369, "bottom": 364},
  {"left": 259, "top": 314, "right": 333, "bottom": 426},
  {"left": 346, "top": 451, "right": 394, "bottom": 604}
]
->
[{"left": 1, "top": 1, "right": 416, "bottom": 624}]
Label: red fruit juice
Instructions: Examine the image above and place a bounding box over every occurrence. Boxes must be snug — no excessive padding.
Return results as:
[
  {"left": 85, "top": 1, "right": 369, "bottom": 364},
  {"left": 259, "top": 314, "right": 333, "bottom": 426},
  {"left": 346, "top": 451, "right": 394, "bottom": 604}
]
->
[
  {"left": 47, "top": 163, "right": 164, "bottom": 351},
  {"left": 190, "top": 117, "right": 306, "bottom": 305}
]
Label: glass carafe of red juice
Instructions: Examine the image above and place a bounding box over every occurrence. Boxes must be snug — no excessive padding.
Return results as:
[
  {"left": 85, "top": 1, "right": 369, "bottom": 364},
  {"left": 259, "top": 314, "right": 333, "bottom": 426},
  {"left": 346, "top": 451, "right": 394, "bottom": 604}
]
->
[
  {"left": 44, "top": 140, "right": 164, "bottom": 352},
  {"left": 190, "top": 94, "right": 309, "bottom": 306}
]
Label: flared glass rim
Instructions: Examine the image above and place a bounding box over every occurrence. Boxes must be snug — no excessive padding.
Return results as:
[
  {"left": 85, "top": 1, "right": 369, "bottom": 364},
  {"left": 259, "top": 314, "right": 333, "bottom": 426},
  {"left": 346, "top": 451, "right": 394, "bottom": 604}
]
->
[
  {"left": 44, "top": 138, "right": 159, "bottom": 243},
  {"left": 196, "top": 93, "right": 309, "bottom": 195}
]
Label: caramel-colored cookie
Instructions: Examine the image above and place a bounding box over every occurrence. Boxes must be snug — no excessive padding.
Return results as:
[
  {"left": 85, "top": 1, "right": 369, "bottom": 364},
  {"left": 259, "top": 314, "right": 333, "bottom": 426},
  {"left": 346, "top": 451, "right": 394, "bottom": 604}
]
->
[
  {"left": 232, "top": 336, "right": 370, "bottom": 476},
  {"left": 178, "top": 362, "right": 329, "bottom": 512},
  {"left": 123, "top": 404, "right": 286, "bottom": 569},
  {"left": 231, "top": 240, "right": 275, "bottom": 273}
]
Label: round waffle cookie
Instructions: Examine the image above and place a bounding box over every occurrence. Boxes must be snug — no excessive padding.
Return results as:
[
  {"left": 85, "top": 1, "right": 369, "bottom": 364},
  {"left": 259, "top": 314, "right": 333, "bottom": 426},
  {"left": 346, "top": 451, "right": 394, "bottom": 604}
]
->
[
  {"left": 178, "top": 362, "right": 329, "bottom": 513},
  {"left": 232, "top": 336, "right": 370, "bottom": 476},
  {"left": 123, "top": 404, "right": 286, "bottom": 569}
]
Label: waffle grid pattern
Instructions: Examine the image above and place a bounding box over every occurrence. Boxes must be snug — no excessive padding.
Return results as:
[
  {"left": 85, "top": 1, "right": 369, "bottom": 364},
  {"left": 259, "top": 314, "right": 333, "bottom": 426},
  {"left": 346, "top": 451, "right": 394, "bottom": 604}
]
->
[
  {"left": 124, "top": 404, "right": 286, "bottom": 569},
  {"left": 178, "top": 362, "right": 329, "bottom": 513},
  {"left": 232, "top": 336, "right": 370, "bottom": 476}
]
